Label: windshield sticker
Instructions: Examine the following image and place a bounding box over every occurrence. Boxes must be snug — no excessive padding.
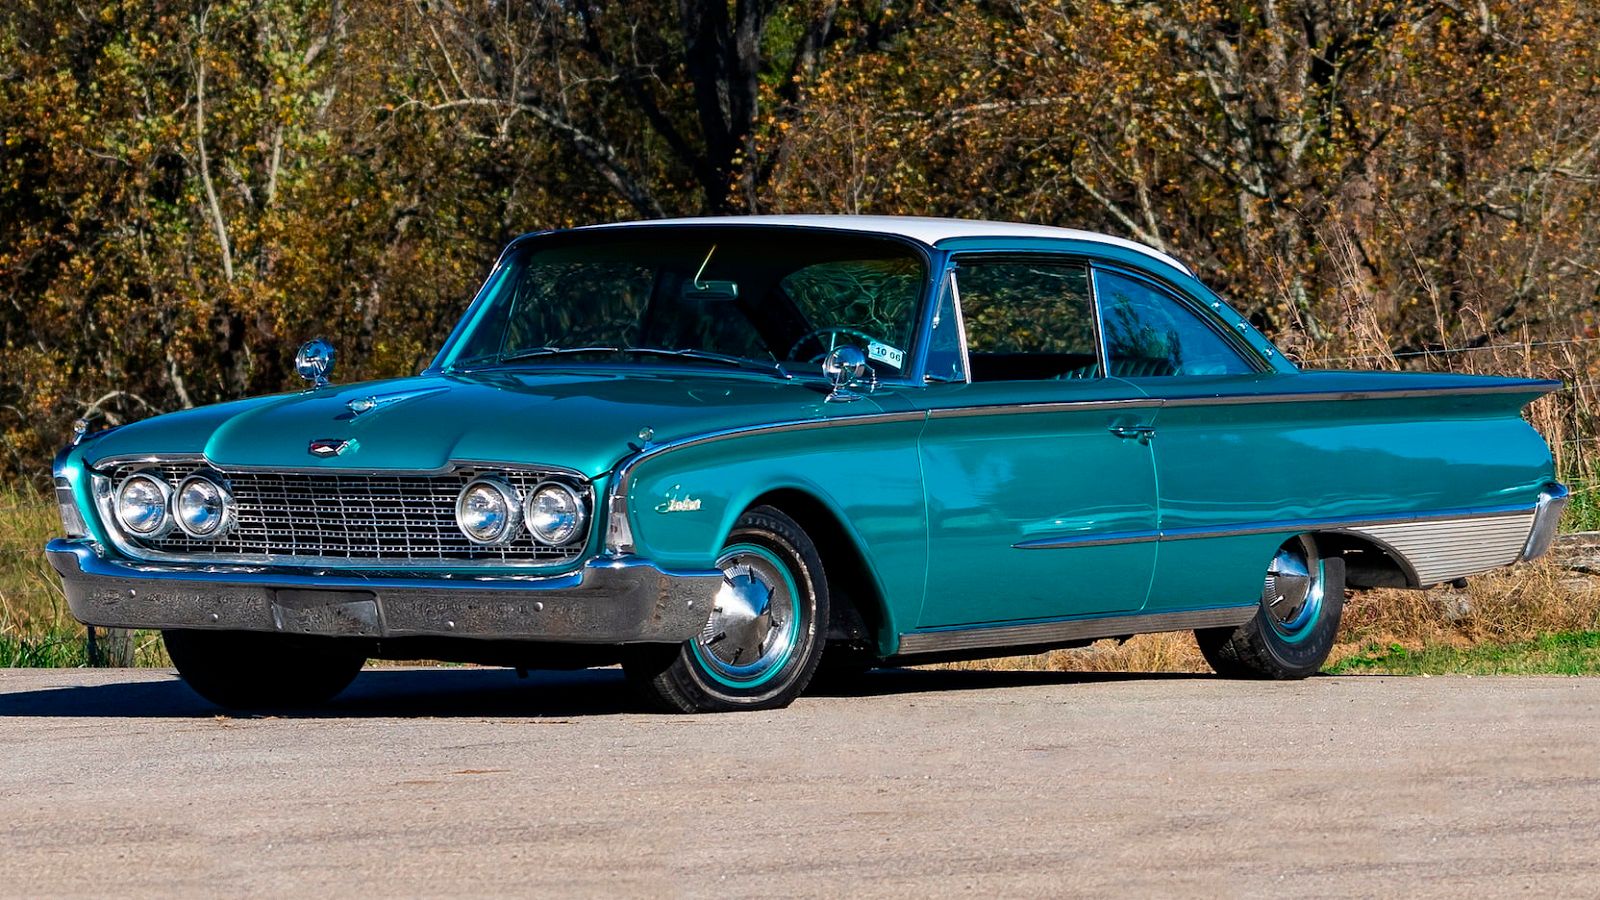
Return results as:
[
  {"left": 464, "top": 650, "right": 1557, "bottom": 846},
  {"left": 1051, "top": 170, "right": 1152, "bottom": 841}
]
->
[{"left": 868, "top": 341, "right": 905, "bottom": 370}]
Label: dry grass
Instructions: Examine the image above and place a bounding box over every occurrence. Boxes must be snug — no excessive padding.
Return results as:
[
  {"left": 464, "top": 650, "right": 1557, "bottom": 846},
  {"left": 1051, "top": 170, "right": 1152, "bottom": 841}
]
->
[
  {"left": 930, "top": 550, "right": 1600, "bottom": 675},
  {"left": 0, "top": 485, "right": 67, "bottom": 634}
]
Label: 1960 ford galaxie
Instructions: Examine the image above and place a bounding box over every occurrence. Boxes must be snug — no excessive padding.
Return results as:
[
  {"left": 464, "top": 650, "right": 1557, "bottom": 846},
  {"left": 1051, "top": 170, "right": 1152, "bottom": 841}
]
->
[{"left": 48, "top": 216, "right": 1569, "bottom": 712}]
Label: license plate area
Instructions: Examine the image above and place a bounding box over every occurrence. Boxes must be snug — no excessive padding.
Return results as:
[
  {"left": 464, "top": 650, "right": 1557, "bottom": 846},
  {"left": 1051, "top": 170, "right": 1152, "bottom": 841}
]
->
[{"left": 270, "top": 590, "right": 380, "bottom": 636}]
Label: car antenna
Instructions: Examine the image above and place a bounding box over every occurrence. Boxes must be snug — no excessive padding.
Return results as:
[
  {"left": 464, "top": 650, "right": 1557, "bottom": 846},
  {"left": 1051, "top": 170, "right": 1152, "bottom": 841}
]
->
[{"left": 692, "top": 244, "right": 717, "bottom": 290}]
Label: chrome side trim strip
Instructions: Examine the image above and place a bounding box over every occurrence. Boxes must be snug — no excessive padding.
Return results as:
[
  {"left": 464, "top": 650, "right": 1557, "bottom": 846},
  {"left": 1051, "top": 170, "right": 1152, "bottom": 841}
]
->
[
  {"left": 1013, "top": 501, "right": 1540, "bottom": 550},
  {"left": 603, "top": 409, "right": 926, "bottom": 554},
  {"left": 1014, "top": 530, "right": 1161, "bottom": 550},
  {"left": 896, "top": 605, "right": 1257, "bottom": 656},
  {"left": 1155, "top": 382, "right": 1561, "bottom": 406},
  {"left": 926, "top": 398, "right": 1160, "bottom": 420}
]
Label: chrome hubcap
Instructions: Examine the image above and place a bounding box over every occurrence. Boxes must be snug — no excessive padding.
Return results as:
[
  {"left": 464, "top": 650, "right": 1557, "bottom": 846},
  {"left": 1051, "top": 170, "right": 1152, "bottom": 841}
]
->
[
  {"left": 1263, "top": 536, "right": 1322, "bottom": 636},
  {"left": 696, "top": 548, "right": 798, "bottom": 680}
]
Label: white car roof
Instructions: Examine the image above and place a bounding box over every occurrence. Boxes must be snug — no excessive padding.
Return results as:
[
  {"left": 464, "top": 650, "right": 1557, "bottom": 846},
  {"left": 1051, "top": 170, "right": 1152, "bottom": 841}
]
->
[{"left": 581, "top": 215, "right": 1196, "bottom": 277}]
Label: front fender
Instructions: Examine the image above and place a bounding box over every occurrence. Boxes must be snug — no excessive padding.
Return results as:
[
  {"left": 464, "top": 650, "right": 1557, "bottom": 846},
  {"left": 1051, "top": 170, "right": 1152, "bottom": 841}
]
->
[{"left": 610, "top": 416, "right": 927, "bottom": 649}]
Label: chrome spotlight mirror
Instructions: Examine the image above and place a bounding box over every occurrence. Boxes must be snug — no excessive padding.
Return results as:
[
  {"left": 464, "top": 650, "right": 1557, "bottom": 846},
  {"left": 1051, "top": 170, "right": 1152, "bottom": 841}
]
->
[
  {"left": 295, "top": 339, "right": 337, "bottom": 388},
  {"left": 822, "top": 345, "right": 874, "bottom": 403}
]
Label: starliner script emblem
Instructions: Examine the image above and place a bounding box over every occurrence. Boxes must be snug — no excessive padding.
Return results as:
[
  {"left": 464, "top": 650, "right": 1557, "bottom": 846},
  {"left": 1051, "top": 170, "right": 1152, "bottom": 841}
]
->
[{"left": 308, "top": 438, "right": 355, "bottom": 458}]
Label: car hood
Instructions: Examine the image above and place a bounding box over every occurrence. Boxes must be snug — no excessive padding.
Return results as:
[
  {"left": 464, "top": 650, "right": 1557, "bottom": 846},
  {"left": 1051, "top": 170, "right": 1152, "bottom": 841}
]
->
[{"left": 80, "top": 370, "right": 859, "bottom": 478}]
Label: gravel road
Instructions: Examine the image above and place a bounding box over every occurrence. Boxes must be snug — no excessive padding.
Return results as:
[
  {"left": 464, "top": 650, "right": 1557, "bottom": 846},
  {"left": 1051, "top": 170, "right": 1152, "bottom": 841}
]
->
[{"left": 3, "top": 667, "right": 1598, "bottom": 897}]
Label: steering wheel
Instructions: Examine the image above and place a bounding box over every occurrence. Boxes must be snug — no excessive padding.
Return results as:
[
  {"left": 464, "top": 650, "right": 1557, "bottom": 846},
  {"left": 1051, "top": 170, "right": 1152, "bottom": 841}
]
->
[{"left": 786, "top": 327, "right": 882, "bottom": 364}]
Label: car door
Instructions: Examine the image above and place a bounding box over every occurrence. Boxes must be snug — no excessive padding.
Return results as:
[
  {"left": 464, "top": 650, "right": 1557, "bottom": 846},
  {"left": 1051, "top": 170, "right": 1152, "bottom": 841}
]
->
[
  {"left": 1091, "top": 265, "right": 1286, "bottom": 612},
  {"left": 909, "top": 257, "right": 1161, "bottom": 628}
]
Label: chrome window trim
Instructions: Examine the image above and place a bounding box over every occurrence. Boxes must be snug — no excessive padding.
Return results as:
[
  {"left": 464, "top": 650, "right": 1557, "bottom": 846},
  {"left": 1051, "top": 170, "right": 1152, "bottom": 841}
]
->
[
  {"left": 946, "top": 266, "right": 973, "bottom": 384},
  {"left": 946, "top": 252, "right": 1106, "bottom": 381},
  {"left": 1090, "top": 263, "right": 1272, "bottom": 376},
  {"left": 431, "top": 224, "right": 940, "bottom": 387},
  {"left": 88, "top": 456, "right": 595, "bottom": 570}
]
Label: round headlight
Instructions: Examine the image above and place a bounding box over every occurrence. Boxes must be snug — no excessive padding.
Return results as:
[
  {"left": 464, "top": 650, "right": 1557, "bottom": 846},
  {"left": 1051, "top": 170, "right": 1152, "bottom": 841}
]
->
[
  {"left": 524, "top": 482, "right": 586, "bottom": 546},
  {"left": 175, "top": 474, "right": 234, "bottom": 538},
  {"left": 455, "top": 476, "right": 522, "bottom": 545},
  {"left": 115, "top": 472, "right": 173, "bottom": 537}
]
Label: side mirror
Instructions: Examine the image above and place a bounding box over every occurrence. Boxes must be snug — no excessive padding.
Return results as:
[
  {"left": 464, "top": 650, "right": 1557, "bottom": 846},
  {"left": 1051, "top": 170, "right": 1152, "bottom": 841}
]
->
[
  {"left": 822, "top": 345, "right": 874, "bottom": 403},
  {"left": 296, "top": 339, "right": 337, "bottom": 388}
]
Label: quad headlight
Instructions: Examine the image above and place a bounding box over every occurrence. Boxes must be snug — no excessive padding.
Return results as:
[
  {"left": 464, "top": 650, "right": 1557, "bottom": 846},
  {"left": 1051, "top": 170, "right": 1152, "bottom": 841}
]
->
[
  {"left": 455, "top": 476, "right": 523, "bottom": 545},
  {"left": 524, "top": 482, "right": 586, "bottom": 546},
  {"left": 453, "top": 477, "right": 587, "bottom": 547},
  {"left": 175, "top": 473, "right": 235, "bottom": 538},
  {"left": 114, "top": 472, "right": 173, "bottom": 537}
]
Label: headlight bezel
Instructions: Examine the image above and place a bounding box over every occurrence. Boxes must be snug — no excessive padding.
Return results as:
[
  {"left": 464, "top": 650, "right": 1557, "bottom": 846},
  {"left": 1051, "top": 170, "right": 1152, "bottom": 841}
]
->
[
  {"left": 454, "top": 475, "right": 524, "bottom": 546},
  {"left": 174, "top": 472, "right": 236, "bottom": 539},
  {"left": 114, "top": 470, "right": 175, "bottom": 539},
  {"left": 524, "top": 480, "right": 587, "bottom": 546}
]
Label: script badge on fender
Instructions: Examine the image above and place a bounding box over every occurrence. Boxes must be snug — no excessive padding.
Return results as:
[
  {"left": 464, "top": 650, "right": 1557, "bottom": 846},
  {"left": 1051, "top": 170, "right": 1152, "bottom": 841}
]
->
[{"left": 308, "top": 438, "right": 355, "bottom": 458}]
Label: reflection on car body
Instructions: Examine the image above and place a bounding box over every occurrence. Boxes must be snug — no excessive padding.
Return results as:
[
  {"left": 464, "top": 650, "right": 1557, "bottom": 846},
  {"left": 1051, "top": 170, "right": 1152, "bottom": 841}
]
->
[{"left": 49, "top": 216, "right": 1567, "bottom": 712}]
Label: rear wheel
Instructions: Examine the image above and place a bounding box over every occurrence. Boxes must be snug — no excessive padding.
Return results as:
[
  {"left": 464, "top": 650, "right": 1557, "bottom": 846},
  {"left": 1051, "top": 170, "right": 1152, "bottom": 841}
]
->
[
  {"left": 624, "top": 506, "right": 828, "bottom": 712},
  {"left": 1196, "top": 535, "right": 1344, "bottom": 679},
  {"left": 163, "top": 629, "right": 366, "bottom": 710}
]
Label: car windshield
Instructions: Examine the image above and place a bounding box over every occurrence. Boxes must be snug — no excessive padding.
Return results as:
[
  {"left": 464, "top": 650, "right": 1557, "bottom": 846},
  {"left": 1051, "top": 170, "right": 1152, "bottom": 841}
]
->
[{"left": 441, "top": 228, "right": 927, "bottom": 378}]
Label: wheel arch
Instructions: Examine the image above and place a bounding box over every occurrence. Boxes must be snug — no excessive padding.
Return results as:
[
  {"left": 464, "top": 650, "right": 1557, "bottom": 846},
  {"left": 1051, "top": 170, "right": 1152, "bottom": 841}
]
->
[
  {"left": 743, "top": 486, "right": 893, "bottom": 656},
  {"left": 1308, "top": 530, "right": 1420, "bottom": 589}
]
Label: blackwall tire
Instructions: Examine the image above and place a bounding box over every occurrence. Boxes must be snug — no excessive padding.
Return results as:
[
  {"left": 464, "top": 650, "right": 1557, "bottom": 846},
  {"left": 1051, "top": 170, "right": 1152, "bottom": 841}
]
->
[
  {"left": 1196, "top": 537, "right": 1345, "bottom": 680},
  {"left": 162, "top": 629, "right": 366, "bottom": 710}
]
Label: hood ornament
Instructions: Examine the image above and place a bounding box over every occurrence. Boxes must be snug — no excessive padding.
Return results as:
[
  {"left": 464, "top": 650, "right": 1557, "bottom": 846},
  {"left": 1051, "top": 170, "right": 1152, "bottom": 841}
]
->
[
  {"left": 345, "top": 387, "right": 448, "bottom": 417},
  {"left": 308, "top": 438, "right": 355, "bottom": 458}
]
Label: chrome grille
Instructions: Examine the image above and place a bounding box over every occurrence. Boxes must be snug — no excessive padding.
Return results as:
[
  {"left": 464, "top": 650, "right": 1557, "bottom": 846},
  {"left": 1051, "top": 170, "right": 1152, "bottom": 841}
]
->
[{"left": 95, "top": 461, "right": 590, "bottom": 567}]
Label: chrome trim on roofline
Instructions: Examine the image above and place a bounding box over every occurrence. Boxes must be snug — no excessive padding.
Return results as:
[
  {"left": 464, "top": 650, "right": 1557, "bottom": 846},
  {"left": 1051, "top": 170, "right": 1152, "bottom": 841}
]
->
[{"left": 581, "top": 215, "right": 1200, "bottom": 277}]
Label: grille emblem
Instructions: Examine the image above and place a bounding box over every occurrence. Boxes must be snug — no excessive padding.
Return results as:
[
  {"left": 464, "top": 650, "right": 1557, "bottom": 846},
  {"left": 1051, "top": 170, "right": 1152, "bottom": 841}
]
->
[{"left": 308, "top": 438, "right": 354, "bottom": 458}]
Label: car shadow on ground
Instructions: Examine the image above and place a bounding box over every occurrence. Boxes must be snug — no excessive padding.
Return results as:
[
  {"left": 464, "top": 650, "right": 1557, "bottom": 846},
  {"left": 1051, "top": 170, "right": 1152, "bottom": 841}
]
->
[{"left": 0, "top": 665, "right": 1210, "bottom": 719}]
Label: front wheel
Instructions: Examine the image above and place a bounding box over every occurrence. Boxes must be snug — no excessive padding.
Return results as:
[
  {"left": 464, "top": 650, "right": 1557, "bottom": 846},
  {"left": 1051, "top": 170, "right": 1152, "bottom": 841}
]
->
[
  {"left": 1195, "top": 536, "right": 1345, "bottom": 680},
  {"left": 623, "top": 506, "right": 828, "bottom": 712},
  {"left": 163, "top": 629, "right": 366, "bottom": 710}
]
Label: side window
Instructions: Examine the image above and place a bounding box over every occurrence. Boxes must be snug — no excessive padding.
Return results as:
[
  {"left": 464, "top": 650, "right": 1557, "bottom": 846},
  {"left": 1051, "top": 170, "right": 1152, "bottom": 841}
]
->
[
  {"left": 953, "top": 260, "right": 1100, "bottom": 382},
  {"left": 923, "top": 272, "right": 968, "bottom": 383},
  {"left": 1094, "top": 269, "right": 1256, "bottom": 377}
]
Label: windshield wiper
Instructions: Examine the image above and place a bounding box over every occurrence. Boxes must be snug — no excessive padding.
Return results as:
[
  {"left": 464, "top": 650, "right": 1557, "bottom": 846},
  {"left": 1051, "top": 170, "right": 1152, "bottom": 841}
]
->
[
  {"left": 490, "top": 345, "right": 790, "bottom": 379},
  {"left": 496, "top": 346, "right": 622, "bottom": 364},
  {"left": 624, "top": 347, "right": 793, "bottom": 380}
]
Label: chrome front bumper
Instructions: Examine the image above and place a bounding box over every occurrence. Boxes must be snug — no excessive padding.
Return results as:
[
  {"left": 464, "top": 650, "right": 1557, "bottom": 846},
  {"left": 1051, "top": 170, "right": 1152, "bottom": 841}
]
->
[{"left": 46, "top": 539, "right": 719, "bottom": 643}]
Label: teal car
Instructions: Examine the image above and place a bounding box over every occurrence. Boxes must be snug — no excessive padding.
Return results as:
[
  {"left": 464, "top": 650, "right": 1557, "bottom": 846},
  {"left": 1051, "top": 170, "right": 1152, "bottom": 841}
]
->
[{"left": 48, "top": 216, "right": 1568, "bottom": 712}]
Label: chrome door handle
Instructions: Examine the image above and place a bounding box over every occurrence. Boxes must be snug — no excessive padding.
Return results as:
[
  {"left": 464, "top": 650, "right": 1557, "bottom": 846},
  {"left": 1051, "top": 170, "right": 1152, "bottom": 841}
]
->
[{"left": 1108, "top": 424, "right": 1156, "bottom": 444}]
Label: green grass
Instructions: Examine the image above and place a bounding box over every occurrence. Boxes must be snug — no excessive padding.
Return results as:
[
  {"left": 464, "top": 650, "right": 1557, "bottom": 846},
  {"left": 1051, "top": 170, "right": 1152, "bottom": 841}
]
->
[
  {"left": 1327, "top": 631, "right": 1600, "bottom": 675},
  {"left": 0, "top": 626, "right": 89, "bottom": 667},
  {"left": 1566, "top": 480, "right": 1600, "bottom": 533}
]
